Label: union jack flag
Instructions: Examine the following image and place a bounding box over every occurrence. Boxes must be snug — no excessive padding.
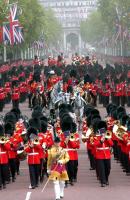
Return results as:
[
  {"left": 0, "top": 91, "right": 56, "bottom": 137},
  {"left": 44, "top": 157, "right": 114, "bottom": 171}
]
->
[
  {"left": 3, "top": 23, "right": 11, "bottom": 44},
  {"left": 9, "top": 3, "right": 20, "bottom": 45},
  {"left": 19, "top": 27, "right": 24, "bottom": 43}
]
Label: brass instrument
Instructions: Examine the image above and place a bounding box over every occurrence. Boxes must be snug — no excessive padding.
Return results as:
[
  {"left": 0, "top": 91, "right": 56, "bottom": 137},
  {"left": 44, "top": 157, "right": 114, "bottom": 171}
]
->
[
  {"left": 17, "top": 149, "right": 27, "bottom": 161},
  {"left": 105, "top": 130, "right": 112, "bottom": 139},
  {"left": 81, "top": 132, "right": 87, "bottom": 143},
  {"left": 115, "top": 125, "right": 127, "bottom": 140},
  {"left": 0, "top": 137, "right": 6, "bottom": 144},
  {"left": 33, "top": 137, "right": 40, "bottom": 145},
  {"left": 69, "top": 133, "right": 75, "bottom": 141},
  {"left": 89, "top": 128, "right": 96, "bottom": 144}
]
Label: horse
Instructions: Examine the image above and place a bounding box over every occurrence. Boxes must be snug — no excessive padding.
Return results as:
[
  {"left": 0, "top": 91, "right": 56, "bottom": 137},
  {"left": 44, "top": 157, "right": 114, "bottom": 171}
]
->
[
  {"left": 31, "top": 89, "right": 47, "bottom": 109},
  {"left": 83, "top": 90, "right": 97, "bottom": 107},
  {"left": 73, "top": 92, "right": 85, "bottom": 122}
]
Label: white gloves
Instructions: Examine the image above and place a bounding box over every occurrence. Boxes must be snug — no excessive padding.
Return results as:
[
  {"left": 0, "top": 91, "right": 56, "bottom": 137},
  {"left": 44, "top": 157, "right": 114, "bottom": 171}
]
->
[
  {"left": 58, "top": 160, "right": 63, "bottom": 164},
  {"left": 42, "top": 142, "right": 46, "bottom": 149},
  {"left": 47, "top": 169, "right": 51, "bottom": 175}
]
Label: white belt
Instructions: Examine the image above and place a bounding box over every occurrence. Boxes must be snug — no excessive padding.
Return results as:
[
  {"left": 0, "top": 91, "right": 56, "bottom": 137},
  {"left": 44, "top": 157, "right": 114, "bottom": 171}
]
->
[
  {"left": 97, "top": 147, "right": 109, "bottom": 150},
  {"left": 0, "top": 152, "right": 6, "bottom": 154},
  {"left": 28, "top": 153, "right": 39, "bottom": 155},
  {"left": 65, "top": 149, "right": 78, "bottom": 151}
]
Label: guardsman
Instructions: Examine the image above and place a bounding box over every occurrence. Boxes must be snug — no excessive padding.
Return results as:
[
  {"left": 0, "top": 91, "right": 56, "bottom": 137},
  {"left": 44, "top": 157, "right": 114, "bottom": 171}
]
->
[
  {"left": 66, "top": 123, "right": 80, "bottom": 185},
  {"left": 4, "top": 82, "right": 11, "bottom": 103},
  {"left": 19, "top": 82, "right": 28, "bottom": 103},
  {"left": 0, "top": 87, "right": 5, "bottom": 112},
  {"left": 68, "top": 69, "right": 78, "bottom": 87},
  {"left": 12, "top": 86, "right": 20, "bottom": 108},
  {"left": 25, "top": 127, "right": 42, "bottom": 189},
  {"left": 38, "top": 120, "right": 48, "bottom": 183},
  {"left": 92, "top": 121, "right": 113, "bottom": 187},
  {"left": 0, "top": 125, "right": 11, "bottom": 189}
]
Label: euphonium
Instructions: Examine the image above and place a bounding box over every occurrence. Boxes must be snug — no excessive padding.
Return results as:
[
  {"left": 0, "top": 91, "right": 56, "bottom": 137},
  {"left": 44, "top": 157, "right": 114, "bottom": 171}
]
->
[{"left": 115, "top": 125, "right": 127, "bottom": 140}]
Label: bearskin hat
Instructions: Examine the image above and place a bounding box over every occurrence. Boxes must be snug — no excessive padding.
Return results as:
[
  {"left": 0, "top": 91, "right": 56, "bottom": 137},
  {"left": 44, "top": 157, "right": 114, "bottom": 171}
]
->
[
  {"left": 32, "top": 110, "right": 43, "bottom": 119},
  {"left": 4, "top": 122, "right": 14, "bottom": 136},
  {"left": 27, "top": 127, "right": 38, "bottom": 140},
  {"left": 10, "top": 108, "right": 21, "bottom": 120},
  {"left": 59, "top": 103, "right": 68, "bottom": 111},
  {"left": 117, "top": 106, "right": 126, "bottom": 116},
  {"left": 60, "top": 115, "right": 73, "bottom": 132},
  {"left": 40, "top": 120, "right": 47, "bottom": 133},
  {"left": 70, "top": 69, "right": 77, "bottom": 78},
  {"left": 4, "top": 112, "right": 17, "bottom": 124},
  {"left": 84, "top": 74, "right": 92, "bottom": 84},
  {"left": 91, "top": 114, "right": 101, "bottom": 122},
  {"left": 90, "top": 109, "right": 100, "bottom": 116},
  {"left": 40, "top": 115, "right": 48, "bottom": 123},
  {"left": 119, "top": 115, "right": 129, "bottom": 126},
  {"left": 29, "top": 118, "right": 41, "bottom": 130},
  {"left": 111, "top": 110, "right": 118, "bottom": 120},
  {"left": 106, "top": 104, "right": 115, "bottom": 115},
  {"left": 92, "top": 118, "right": 101, "bottom": 134},
  {"left": 84, "top": 106, "right": 93, "bottom": 117},
  {"left": 97, "top": 120, "right": 107, "bottom": 134}
]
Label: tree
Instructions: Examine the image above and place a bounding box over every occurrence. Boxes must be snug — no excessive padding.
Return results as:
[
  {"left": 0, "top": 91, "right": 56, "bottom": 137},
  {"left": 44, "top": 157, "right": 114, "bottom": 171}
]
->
[{"left": 80, "top": 10, "right": 106, "bottom": 44}]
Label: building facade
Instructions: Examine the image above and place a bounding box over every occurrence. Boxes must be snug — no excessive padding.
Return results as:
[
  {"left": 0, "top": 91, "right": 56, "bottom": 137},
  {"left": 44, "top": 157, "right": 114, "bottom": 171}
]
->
[{"left": 39, "top": 0, "right": 97, "bottom": 53}]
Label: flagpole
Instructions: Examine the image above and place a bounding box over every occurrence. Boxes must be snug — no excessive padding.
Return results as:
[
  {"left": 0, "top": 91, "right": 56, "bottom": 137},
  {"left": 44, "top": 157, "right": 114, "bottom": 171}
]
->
[{"left": 4, "top": 41, "right": 7, "bottom": 62}]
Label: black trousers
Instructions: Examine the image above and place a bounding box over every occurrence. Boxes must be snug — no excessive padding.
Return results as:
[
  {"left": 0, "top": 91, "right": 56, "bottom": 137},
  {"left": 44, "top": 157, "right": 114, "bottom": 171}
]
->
[
  {"left": 127, "top": 96, "right": 130, "bottom": 107},
  {"left": 88, "top": 149, "right": 96, "bottom": 169},
  {"left": 28, "top": 93, "right": 33, "bottom": 107},
  {"left": 67, "top": 160, "right": 78, "bottom": 181},
  {"left": 103, "top": 96, "right": 109, "bottom": 107},
  {"left": 29, "top": 164, "right": 40, "bottom": 187},
  {"left": 0, "top": 164, "right": 8, "bottom": 186},
  {"left": 114, "top": 96, "right": 120, "bottom": 106},
  {"left": 0, "top": 100, "right": 4, "bottom": 112},
  {"left": 12, "top": 100, "right": 19, "bottom": 108},
  {"left": 97, "top": 159, "right": 111, "bottom": 184},
  {"left": 15, "top": 157, "right": 20, "bottom": 174},
  {"left": 9, "top": 159, "right": 16, "bottom": 179}
]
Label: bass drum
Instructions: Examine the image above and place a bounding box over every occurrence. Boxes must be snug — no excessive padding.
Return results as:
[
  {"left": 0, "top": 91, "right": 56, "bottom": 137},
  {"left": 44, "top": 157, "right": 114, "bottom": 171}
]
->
[{"left": 17, "top": 150, "right": 27, "bottom": 161}]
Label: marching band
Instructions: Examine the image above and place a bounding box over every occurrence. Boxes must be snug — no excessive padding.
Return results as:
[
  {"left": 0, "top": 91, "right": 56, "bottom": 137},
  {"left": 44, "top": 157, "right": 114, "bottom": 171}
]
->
[{"left": 0, "top": 54, "right": 130, "bottom": 200}]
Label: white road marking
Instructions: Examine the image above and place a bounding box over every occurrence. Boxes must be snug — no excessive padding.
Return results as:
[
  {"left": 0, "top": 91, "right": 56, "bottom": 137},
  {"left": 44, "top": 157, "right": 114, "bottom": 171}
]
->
[{"left": 25, "top": 192, "right": 32, "bottom": 200}]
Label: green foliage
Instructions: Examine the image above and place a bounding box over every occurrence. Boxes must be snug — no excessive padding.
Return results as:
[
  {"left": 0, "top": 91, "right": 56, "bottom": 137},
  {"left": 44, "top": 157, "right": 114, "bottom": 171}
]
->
[
  {"left": 80, "top": 10, "right": 107, "bottom": 44},
  {"left": 0, "top": 0, "right": 9, "bottom": 26},
  {"left": 80, "top": 0, "right": 130, "bottom": 51},
  {"left": 0, "top": 0, "right": 62, "bottom": 48}
]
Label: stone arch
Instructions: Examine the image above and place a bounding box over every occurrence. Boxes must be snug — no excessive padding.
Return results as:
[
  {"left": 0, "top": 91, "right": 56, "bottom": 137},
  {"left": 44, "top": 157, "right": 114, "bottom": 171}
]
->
[
  {"left": 63, "top": 30, "right": 81, "bottom": 54},
  {"left": 66, "top": 32, "right": 79, "bottom": 53}
]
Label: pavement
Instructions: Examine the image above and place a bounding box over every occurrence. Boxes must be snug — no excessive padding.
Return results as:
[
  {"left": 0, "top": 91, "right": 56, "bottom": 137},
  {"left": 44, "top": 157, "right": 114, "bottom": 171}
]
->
[{"left": 0, "top": 101, "right": 130, "bottom": 200}]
